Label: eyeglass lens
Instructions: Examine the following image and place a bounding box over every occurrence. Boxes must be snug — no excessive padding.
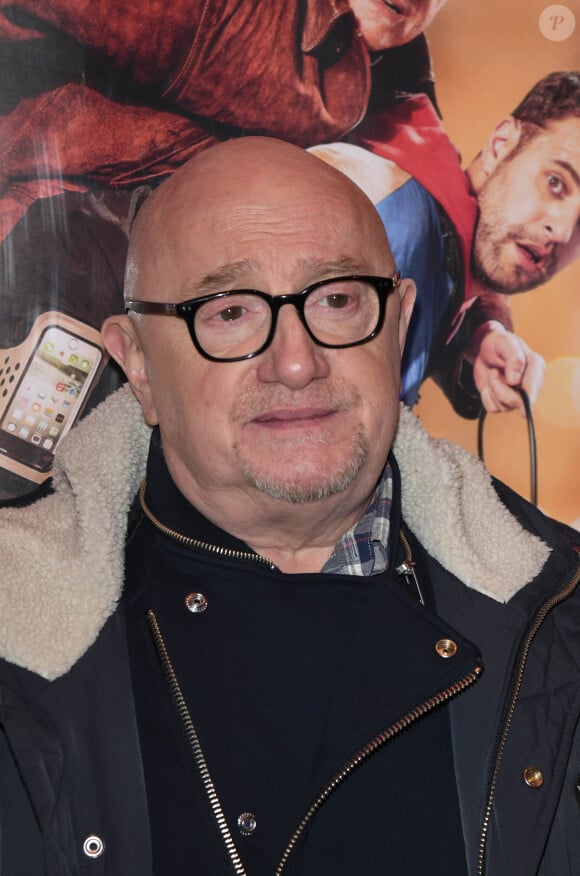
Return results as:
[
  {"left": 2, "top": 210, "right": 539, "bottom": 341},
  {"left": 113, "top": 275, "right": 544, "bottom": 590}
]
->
[{"left": 193, "top": 279, "right": 381, "bottom": 360}]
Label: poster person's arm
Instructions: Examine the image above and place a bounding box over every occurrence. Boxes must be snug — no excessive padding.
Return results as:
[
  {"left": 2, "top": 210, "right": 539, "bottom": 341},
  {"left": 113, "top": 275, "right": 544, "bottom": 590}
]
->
[
  {"left": 0, "top": 0, "right": 202, "bottom": 89},
  {"left": 429, "top": 291, "right": 545, "bottom": 417},
  {"left": 462, "top": 292, "right": 546, "bottom": 416},
  {"left": 0, "top": 0, "right": 368, "bottom": 145}
]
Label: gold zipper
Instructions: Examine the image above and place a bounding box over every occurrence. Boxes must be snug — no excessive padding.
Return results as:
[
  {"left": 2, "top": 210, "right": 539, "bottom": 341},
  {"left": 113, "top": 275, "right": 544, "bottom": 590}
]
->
[
  {"left": 148, "top": 609, "right": 248, "bottom": 875},
  {"left": 476, "top": 561, "right": 580, "bottom": 876},
  {"left": 139, "top": 480, "right": 277, "bottom": 570},
  {"left": 275, "top": 665, "right": 482, "bottom": 875}
]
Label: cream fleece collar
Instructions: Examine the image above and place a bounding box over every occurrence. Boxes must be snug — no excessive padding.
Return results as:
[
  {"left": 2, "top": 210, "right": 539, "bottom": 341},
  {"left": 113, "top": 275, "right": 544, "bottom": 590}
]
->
[{"left": 0, "top": 385, "right": 550, "bottom": 680}]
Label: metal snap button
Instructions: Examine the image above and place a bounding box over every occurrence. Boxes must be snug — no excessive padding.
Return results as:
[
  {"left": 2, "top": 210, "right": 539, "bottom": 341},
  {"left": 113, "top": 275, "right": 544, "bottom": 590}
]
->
[
  {"left": 237, "top": 812, "right": 257, "bottom": 835},
  {"left": 435, "top": 638, "right": 458, "bottom": 658},
  {"left": 83, "top": 835, "right": 105, "bottom": 858},
  {"left": 185, "top": 592, "right": 208, "bottom": 613},
  {"left": 523, "top": 767, "right": 544, "bottom": 788}
]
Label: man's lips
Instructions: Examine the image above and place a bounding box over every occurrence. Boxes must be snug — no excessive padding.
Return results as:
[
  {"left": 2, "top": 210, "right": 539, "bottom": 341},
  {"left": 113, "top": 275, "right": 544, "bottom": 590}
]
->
[
  {"left": 232, "top": 382, "right": 361, "bottom": 428},
  {"left": 250, "top": 407, "right": 338, "bottom": 426},
  {"left": 515, "top": 242, "right": 553, "bottom": 272}
]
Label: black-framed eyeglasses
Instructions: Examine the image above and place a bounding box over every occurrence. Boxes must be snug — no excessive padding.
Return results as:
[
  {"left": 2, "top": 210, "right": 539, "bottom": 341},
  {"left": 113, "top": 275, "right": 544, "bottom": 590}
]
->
[{"left": 125, "top": 273, "right": 401, "bottom": 363}]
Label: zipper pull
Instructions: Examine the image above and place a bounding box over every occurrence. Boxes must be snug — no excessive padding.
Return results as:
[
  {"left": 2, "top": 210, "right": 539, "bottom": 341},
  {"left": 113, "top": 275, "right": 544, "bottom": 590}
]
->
[{"left": 395, "top": 559, "right": 425, "bottom": 606}]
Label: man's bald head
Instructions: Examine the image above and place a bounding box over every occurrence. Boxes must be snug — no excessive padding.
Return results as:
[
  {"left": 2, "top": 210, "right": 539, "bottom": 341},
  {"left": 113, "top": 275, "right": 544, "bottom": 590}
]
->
[{"left": 125, "top": 137, "right": 392, "bottom": 301}]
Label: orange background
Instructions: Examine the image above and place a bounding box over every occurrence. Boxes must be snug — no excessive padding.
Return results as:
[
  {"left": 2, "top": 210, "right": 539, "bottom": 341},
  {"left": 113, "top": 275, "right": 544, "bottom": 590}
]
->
[{"left": 416, "top": 0, "right": 580, "bottom": 527}]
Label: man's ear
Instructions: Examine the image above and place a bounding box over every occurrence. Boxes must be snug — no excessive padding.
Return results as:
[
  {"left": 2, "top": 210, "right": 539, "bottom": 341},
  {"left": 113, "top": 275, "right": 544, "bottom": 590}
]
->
[
  {"left": 101, "top": 315, "right": 159, "bottom": 425},
  {"left": 397, "top": 278, "right": 416, "bottom": 355},
  {"left": 480, "top": 116, "right": 522, "bottom": 177}
]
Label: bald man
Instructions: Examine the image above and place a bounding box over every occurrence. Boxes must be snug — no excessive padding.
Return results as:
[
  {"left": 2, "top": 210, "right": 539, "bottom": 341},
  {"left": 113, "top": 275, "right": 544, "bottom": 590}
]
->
[{"left": 0, "top": 138, "right": 579, "bottom": 876}]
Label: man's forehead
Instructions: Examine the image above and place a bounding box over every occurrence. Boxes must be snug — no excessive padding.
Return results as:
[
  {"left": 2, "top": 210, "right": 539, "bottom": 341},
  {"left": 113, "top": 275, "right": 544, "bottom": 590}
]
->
[
  {"left": 131, "top": 208, "right": 391, "bottom": 302},
  {"left": 129, "top": 140, "right": 394, "bottom": 300},
  {"left": 548, "top": 115, "right": 580, "bottom": 139},
  {"left": 529, "top": 116, "right": 580, "bottom": 160}
]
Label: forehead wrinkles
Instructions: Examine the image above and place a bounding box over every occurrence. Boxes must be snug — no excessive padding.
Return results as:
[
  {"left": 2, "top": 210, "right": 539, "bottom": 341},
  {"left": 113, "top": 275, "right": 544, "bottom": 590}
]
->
[
  {"left": 217, "top": 190, "right": 363, "bottom": 232},
  {"left": 207, "top": 195, "right": 389, "bottom": 274}
]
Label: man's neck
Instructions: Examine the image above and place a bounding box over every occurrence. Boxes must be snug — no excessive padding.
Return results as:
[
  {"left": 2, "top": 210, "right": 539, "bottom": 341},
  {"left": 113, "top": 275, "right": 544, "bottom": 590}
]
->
[
  {"left": 146, "top": 427, "right": 387, "bottom": 574},
  {"left": 190, "top": 487, "right": 374, "bottom": 574}
]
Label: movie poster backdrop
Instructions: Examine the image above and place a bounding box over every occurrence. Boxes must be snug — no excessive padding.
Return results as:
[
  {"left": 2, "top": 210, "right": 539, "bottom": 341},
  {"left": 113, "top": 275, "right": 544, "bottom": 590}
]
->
[{"left": 0, "top": 0, "right": 578, "bottom": 527}]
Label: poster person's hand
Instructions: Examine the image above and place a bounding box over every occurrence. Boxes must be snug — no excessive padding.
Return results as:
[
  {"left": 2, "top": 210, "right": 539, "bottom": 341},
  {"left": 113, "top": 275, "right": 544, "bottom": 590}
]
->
[{"left": 471, "top": 321, "right": 546, "bottom": 416}]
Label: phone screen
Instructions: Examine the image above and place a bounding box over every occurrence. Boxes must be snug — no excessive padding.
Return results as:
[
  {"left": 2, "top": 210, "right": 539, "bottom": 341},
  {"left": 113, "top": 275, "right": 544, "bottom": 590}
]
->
[{"left": 0, "top": 326, "right": 103, "bottom": 471}]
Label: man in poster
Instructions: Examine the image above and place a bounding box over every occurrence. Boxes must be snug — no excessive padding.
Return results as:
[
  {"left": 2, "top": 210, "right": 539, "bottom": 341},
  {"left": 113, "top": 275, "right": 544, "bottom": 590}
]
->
[{"left": 315, "top": 71, "right": 580, "bottom": 415}]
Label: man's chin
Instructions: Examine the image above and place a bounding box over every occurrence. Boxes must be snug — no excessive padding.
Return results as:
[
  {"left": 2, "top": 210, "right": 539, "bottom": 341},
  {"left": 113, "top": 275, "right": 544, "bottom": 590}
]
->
[
  {"left": 492, "top": 269, "right": 548, "bottom": 295},
  {"left": 473, "top": 240, "right": 555, "bottom": 294},
  {"left": 247, "top": 471, "right": 362, "bottom": 505},
  {"left": 472, "top": 258, "right": 548, "bottom": 295},
  {"left": 240, "top": 443, "right": 369, "bottom": 504}
]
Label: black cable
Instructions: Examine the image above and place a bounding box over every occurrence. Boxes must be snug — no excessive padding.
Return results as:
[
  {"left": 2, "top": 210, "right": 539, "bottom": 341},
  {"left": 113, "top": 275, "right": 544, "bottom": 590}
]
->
[{"left": 477, "top": 387, "right": 538, "bottom": 507}]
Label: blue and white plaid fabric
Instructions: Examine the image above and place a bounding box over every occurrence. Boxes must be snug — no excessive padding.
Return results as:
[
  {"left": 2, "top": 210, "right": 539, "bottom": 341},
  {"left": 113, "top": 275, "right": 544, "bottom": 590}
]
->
[{"left": 322, "top": 464, "right": 392, "bottom": 577}]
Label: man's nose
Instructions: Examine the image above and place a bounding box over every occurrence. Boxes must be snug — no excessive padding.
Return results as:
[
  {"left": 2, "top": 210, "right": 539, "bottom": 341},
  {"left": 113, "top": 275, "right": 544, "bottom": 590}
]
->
[
  {"left": 544, "top": 202, "right": 579, "bottom": 244},
  {"left": 254, "top": 303, "right": 330, "bottom": 388}
]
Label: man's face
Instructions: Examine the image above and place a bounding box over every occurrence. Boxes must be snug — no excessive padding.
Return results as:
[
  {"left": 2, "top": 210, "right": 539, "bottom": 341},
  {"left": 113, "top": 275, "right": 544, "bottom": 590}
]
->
[
  {"left": 348, "top": 0, "right": 448, "bottom": 51},
  {"left": 118, "top": 143, "right": 411, "bottom": 519},
  {"left": 473, "top": 117, "right": 580, "bottom": 294}
]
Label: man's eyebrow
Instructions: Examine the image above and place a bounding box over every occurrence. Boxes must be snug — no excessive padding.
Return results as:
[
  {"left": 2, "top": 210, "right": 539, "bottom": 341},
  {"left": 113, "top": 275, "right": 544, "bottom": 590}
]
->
[
  {"left": 555, "top": 159, "right": 580, "bottom": 188},
  {"left": 186, "top": 256, "right": 374, "bottom": 297},
  {"left": 188, "top": 259, "right": 259, "bottom": 296},
  {"left": 300, "top": 256, "right": 373, "bottom": 276}
]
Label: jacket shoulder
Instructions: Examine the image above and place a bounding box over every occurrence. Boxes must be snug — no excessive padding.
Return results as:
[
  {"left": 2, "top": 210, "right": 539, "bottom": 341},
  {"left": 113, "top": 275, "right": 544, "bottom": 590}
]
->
[{"left": 491, "top": 477, "right": 579, "bottom": 555}]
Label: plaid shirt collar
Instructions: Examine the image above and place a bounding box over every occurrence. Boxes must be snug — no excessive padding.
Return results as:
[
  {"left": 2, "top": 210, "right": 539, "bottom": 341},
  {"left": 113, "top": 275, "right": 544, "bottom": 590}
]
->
[{"left": 322, "top": 463, "right": 393, "bottom": 577}]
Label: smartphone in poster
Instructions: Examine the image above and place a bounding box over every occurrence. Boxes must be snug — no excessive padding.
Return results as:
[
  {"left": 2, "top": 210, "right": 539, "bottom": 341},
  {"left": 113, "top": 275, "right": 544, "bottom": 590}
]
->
[
  {"left": 0, "top": 313, "right": 106, "bottom": 500},
  {"left": 0, "top": 0, "right": 577, "bottom": 523}
]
